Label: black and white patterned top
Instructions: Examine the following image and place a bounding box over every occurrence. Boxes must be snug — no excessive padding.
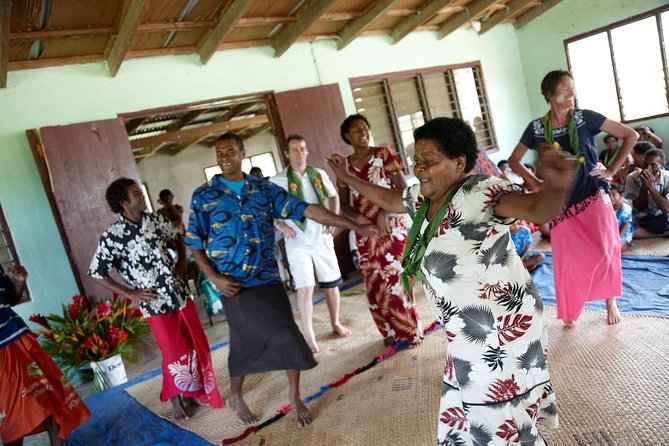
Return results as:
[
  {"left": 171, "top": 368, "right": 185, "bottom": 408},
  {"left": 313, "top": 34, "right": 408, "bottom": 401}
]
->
[{"left": 88, "top": 213, "right": 189, "bottom": 317}]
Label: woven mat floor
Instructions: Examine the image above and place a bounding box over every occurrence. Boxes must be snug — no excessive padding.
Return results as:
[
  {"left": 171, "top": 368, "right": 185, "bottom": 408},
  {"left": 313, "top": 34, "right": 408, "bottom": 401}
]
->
[
  {"left": 534, "top": 237, "right": 669, "bottom": 257},
  {"left": 125, "top": 286, "right": 669, "bottom": 446},
  {"left": 125, "top": 285, "right": 436, "bottom": 444}
]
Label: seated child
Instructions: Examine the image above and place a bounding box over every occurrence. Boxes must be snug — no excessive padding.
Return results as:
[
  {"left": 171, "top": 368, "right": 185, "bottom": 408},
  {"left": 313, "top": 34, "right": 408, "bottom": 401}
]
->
[
  {"left": 509, "top": 221, "right": 545, "bottom": 271},
  {"left": 609, "top": 183, "right": 633, "bottom": 252}
]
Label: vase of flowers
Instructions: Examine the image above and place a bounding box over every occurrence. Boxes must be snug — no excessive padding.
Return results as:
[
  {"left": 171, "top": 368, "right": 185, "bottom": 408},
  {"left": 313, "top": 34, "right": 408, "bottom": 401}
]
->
[{"left": 30, "top": 293, "right": 150, "bottom": 392}]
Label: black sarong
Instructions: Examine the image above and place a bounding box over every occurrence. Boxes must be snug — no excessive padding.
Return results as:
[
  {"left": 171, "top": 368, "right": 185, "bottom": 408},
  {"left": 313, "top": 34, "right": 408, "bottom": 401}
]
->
[{"left": 222, "top": 282, "right": 317, "bottom": 376}]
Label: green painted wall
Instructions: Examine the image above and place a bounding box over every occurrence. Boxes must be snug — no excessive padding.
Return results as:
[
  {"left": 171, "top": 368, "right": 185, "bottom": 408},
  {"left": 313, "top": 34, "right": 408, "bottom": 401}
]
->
[
  {"left": 516, "top": 0, "right": 668, "bottom": 144},
  {"left": 1, "top": 0, "right": 665, "bottom": 323}
]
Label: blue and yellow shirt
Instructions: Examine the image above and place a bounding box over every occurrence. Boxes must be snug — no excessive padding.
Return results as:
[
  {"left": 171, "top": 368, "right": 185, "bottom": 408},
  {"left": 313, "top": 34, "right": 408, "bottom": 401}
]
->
[{"left": 186, "top": 174, "right": 308, "bottom": 287}]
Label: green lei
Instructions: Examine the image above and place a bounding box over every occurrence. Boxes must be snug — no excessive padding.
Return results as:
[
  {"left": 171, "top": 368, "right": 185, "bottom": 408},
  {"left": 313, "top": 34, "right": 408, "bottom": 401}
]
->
[
  {"left": 400, "top": 179, "right": 465, "bottom": 300},
  {"left": 286, "top": 165, "right": 329, "bottom": 231},
  {"left": 542, "top": 109, "right": 580, "bottom": 155}
]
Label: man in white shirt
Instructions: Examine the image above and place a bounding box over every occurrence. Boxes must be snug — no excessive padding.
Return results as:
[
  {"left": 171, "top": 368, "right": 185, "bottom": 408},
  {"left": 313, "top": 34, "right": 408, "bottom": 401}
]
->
[
  {"left": 624, "top": 148, "right": 669, "bottom": 238},
  {"left": 271, "top": 135, "right": 351, "bottom": 353}
]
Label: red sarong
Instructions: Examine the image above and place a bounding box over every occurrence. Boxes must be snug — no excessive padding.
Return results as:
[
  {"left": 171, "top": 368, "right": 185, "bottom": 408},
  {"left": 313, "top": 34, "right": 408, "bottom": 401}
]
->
[
  {"left": 0, "top": 333, "right": 90, "bottom": 443},
  {"left": 146, "top": 299, "right": 222, "bottom": 408}
]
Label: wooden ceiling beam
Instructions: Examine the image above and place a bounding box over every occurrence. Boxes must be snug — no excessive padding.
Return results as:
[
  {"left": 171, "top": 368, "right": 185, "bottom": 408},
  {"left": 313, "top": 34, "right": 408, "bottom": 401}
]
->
[
  {"left": 169, "top": 134, "right": 211, "bottom": 156},
  {"left": 130, "top": 114, "right": 269, "bottom": 149},
  {"left": 479, "top": 0, "right": 538, "bottom": 34},
  {"left": 197, "top": 0, "right": 252, "bottom": 64},
  {"left": 0, "top": 0, "right": 11, "bottom": 88},
  {"left": 437, "top": 0, "right": 499, "bottom": 39},
  {"left": 125, "top": 117, "right": 148, "bottom": 134},
  {"left": 513, "top": 0, "right": 565, "bottom": 28},
  {"left": 390, "top": 0, "right": 452, "bottom": 44},
  {"left": 272, "top": 0, "right": 336, "bottom": 57},
  {"left": 168, "top": 109, "right": 208, "bottom": 131},
  {"left": 337, "top": 0, "right": 400, "bottom": 50},
  {"left": 240, "top": 123, "right": 271, "bottom": 140},
  {"left": 214, "top": 101, "right": 263, "bottom": 122},
  {"left": 106, "top": 0, "right": 150, "bottom": 77}
]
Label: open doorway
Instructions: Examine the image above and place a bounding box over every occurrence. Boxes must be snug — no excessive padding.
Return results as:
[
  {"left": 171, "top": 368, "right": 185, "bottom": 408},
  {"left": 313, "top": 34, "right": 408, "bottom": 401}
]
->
[{"left": 120, "top": 92, "right": 286, "bottom": 222}]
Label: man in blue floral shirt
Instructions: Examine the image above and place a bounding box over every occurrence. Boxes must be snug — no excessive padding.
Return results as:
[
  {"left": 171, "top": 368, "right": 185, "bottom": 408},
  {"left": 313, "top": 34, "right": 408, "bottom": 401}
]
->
[
  {"left": 89, "top": 178, "right": 222, "bottom": 419},
  {"left": 186, "top": 132, "right": 376, "bottom": 427}
]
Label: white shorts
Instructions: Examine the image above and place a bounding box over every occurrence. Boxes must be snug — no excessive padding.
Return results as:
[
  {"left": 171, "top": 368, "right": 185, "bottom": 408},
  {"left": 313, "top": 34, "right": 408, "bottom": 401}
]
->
[{"left": 285, "top": 234, "right": 342, "bottom": 289}]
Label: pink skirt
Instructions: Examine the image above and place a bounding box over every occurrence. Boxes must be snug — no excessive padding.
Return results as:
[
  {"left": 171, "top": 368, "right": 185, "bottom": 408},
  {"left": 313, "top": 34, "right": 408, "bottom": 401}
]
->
[
  {"left": 147, "top": 299, "right": 222, "bottom": 408},
  {"left": 549, "top": 190, "right": 622, "bottom": 321}
]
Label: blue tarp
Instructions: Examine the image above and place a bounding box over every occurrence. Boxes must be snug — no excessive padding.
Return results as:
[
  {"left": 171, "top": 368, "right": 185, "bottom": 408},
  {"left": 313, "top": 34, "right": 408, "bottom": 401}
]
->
[{"left": 532, "top": 253, "right": 669, "bottom": 316}]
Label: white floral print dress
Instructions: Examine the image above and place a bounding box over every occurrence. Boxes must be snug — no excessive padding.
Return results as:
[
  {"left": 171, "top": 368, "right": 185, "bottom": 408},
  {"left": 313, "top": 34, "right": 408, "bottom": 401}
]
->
[{"left": 403, "top": 174, "right": 558, "bottom": 446}]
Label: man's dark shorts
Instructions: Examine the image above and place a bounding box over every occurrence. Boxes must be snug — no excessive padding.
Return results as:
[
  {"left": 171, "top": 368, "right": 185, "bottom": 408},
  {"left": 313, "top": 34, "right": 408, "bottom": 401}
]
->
[{"left": 634, "top": 214, "right": 669, "bottom": 234}]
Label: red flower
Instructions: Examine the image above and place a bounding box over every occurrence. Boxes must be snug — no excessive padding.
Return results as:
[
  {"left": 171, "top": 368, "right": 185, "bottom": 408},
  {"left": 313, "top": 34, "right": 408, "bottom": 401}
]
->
[
  {"left": 97, "top": 302, "right": 111, "bottom": 316},
  {"left": 29, "top": 314, "right": 51, "bottom": 329},
  {"left": 289, "top": 182, "right": 298, "bottom": 191},
  {"left": 314, "top": 177, "right": 322, "bottom": 186},
  {"left": 68, "top": 301, "right": 80, "bottom": 321}
]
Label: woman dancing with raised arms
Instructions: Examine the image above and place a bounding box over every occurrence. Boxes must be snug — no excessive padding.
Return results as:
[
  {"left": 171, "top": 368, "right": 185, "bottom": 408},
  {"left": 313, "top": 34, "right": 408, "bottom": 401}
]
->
[
  {"left": 328, "top": 117, "right": 577, "bottom": 445},
  {"left": 509, "top": 69, "right": 637, "bottom": 326}
]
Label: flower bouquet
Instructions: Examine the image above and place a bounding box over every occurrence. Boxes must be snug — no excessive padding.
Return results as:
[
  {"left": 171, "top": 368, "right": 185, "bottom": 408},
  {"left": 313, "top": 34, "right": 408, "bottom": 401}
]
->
[{"left": 30, "top": 294, "right": 151, "bottom": 392}]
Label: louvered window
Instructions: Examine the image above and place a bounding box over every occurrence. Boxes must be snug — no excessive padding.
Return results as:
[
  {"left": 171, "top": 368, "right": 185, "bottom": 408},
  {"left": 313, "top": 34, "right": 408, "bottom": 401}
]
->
[{"left": 351, "top": 62, "right": 498, "bottom": 171}]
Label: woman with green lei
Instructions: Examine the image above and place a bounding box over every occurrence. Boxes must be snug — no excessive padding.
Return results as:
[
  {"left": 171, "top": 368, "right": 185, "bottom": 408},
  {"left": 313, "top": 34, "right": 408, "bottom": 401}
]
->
[
  {"left": 328, "top": 117, "right": 577, "bottom": 445},
  {"left": 509, "top": 70, "right": 637, "bottom": 326}
]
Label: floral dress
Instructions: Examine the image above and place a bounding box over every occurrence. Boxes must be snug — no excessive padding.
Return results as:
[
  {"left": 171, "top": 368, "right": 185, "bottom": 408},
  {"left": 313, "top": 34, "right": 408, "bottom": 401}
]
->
[
  {"left": 403, "top": 174, "right": 558, "bottom": 446},
  {"left": 346, "top": 146, "right": 422, "bottom": 343}
]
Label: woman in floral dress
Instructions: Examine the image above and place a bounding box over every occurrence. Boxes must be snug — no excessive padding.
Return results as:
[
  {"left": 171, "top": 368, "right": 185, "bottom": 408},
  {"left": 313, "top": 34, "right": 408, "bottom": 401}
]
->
[
  {"left": 338, "top": 114, "right": 422, "bottom": 346},
  {"left": 329, "top": 117, "right": 577, "bottom": 445}
]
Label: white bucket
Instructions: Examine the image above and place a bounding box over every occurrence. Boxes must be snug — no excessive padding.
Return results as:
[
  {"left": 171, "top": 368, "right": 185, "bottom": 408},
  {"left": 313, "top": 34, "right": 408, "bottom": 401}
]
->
[{"left": 90, "top": 354, "right": 128, "bottom": 388}]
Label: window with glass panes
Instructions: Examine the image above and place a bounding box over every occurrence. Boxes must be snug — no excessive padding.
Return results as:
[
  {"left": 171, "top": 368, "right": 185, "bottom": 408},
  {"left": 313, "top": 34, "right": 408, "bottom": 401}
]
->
[
  {"left": 350, "top": 62, "right": 498, "bottom": 171},
  {"left": 0, "top": 203, "right": 29, "bottom": 302},
  {"left": 565, "top": 5, "right": 669, "bottom": 122}
]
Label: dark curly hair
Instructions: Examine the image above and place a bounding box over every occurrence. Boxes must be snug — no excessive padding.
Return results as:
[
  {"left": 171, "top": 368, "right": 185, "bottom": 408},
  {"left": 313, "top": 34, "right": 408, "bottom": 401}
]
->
[
  {"left": 540, "top": 69, "right": 573, "bottom": 103},
  {"left": 413, "top": 117, "right": 478, "bottom": 172},
  {"left": 340, "top": 114, "right": 371, "bottom": 145},
  {"left": 216, "top": 132, "right": 244, "bottom": 151},
  {"left": 106, "top": 178, "right": 136, "bottom": 214}
]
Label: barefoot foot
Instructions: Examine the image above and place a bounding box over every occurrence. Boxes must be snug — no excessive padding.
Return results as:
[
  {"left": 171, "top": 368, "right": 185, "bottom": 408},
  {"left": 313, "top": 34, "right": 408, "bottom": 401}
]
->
[
  {"left": 227, "top": 394, "right": 258, "bottom": 424},
  {"left": 291, "top": 399, "right": 313, "bottom": 428},
  {"left": 383, "top": 336, "right": 396, "bottom": 347},
  {"left": 332, "top": 322, "right": 351, "bottom": 338},
  {"left": 305, "top": 337, "right": 320, "bottom": 354},
  {"left": 563, "top": 320, "right": 575, "bottom": 328},
  {"left": 170, "top": 396, "right": 193, "bottom": 420},
  {"left": 606, "top": 298, "right": 622, "bottom": 325}
]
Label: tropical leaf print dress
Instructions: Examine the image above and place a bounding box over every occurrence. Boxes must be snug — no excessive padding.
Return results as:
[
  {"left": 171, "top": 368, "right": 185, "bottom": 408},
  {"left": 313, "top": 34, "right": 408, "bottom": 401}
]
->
[
  {"left": 402, "top": 174, "right": 558, "bottom": 446},
  {"left": 346, "top": 146, "right": 422, "bottom": 343}
]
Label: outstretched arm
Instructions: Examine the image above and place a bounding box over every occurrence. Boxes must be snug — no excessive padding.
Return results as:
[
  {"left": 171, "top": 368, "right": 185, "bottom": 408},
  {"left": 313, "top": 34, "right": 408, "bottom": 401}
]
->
[
  {"left": 495, "top": 145, "right": 578, "bottom": 224},
  {"left": 303, "top": 204, "right": 378, "bottom": 237},
  {"left": 327, "top": 155, "right": 405, "bottom": 213}
]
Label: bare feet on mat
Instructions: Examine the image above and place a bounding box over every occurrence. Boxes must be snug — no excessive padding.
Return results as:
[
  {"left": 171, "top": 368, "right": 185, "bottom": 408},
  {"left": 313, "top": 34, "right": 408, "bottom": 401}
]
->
[
  {"left": 383, "top": 336, "right": 396, "bottom": 347},
  {"left": 305, "top": 336, "right": 320, "bottom": 354},
  {"left": 291, "top": 399, "right": 313, "bottom": 427},
  {"left": 332, "top": 322, "right": 351, "bottom": 338},
  {"left": 606, "top": 298, "right": 622, "bottom": 325},
  {"left": 228, "top": 394, "right": 258, "bottom": 424},
  {"left": 563, "top": 320, "right": 575, "bottom": 328},
  {"left": 410, "top": 337, "right": 423, "bottom": 347},
  {"left": 170, "top": 396, "right": 193, "bottom": 420},
  {"left": 183, "top": 396, "right": 204, "bottom": 409}
]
